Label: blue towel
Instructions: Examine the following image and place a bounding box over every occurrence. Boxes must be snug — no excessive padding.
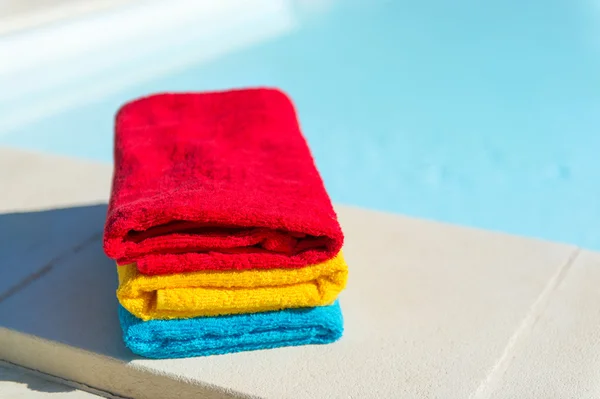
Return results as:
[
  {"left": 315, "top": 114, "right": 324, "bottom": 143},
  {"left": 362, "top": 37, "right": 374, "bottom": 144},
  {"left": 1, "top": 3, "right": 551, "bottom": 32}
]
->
[{"left": 118, "top": 301, "right": 344, "bottom": 359}]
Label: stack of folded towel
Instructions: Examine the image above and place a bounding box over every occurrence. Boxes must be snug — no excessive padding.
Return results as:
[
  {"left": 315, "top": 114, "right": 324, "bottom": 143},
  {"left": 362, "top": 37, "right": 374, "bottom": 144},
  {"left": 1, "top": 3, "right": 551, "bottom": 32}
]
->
[{"left": 102, "top": 88, "right": 349, "bottom": 358}]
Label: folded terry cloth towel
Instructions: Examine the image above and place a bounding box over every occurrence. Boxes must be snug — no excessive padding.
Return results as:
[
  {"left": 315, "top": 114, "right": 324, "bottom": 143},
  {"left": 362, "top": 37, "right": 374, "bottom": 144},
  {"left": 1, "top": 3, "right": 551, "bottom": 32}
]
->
[
  {"left": 103, "top": 88, "right": 343, "bottom": 275},
  {"left": 117, "top": 252, "right": 348, "bottom": 320},
  {"left": 119, "top": 301, "right": 344, "bottom": 359}
]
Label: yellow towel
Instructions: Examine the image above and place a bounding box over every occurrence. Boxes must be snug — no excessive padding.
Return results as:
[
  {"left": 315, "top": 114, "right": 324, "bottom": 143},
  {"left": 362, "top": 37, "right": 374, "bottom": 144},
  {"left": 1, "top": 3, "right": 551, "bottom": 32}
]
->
[{"left": 117, "top": 253, "right": 348, "bottom": 321}]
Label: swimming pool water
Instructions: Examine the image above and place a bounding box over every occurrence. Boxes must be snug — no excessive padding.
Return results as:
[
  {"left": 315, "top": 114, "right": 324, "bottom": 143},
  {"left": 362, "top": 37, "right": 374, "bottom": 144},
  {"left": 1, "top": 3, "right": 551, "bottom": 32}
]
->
[{"left": 2, "top": 1, "right": 599, "bottom": 249}]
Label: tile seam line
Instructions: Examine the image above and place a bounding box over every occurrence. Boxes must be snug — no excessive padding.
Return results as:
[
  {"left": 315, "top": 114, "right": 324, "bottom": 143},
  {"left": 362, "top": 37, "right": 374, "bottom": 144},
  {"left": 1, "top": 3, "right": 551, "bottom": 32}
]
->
[
  {"left": 469, "top": 246, "right": 582, "bottom": 399},
  {"left": 0, "top": 359, "right": 130, "bottom": 399},
  {"left": 0, "top": 231, "right": 103, "bottom": 303}
]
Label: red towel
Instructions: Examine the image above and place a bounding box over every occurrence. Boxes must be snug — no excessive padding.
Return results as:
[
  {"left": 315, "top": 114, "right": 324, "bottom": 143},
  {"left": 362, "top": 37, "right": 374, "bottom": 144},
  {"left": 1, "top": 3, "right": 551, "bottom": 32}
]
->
[{"left": 103, "top": 88, "right": 343, "bottom": 275}]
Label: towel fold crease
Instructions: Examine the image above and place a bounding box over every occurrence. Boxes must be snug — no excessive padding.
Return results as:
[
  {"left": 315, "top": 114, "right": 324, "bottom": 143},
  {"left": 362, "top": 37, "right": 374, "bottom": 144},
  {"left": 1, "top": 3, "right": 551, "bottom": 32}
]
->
[
  {"left": 103, "top": 88, "right": 344, "bottom": 275},
  {"left": 117, "top": 253, "right": 348, "bottom": 320},
  {"left": 104, "top": 88, "right": 349, "bottom": 359}
]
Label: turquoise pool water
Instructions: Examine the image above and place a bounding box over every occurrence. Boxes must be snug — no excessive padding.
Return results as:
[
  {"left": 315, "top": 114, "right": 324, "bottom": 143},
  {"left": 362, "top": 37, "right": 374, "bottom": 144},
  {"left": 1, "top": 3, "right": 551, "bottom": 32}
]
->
[{"left": 2, "top": 1, "right": 599, "bottom": 249}]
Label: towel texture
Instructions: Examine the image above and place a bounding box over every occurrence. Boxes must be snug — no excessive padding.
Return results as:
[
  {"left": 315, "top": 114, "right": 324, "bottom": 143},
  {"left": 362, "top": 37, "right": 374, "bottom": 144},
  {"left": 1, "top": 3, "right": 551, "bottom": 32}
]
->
[
  {"left": 103, "top": 88, "right": 343, "bottom": 275},
  {"left": 117, "top": 253, "right": 348, "bottom": 320},
  {"left": 119, "top": 301, "right": 344, "bottom": 359}
]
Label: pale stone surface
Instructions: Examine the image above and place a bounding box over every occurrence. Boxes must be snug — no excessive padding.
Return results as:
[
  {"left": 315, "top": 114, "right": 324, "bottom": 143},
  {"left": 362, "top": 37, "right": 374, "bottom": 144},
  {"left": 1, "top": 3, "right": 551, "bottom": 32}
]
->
[
  {"left": 0, "top": 148, "right": 110, "bottom": 301},
  {"left": 137, "top": 209, "right": 576, "bottom": 399},
  {"left": 488, "top": 250, "right": 600, "bottom": 399},
  {"left": 0, "top": 149, "right": 600, "bottom": 399},
  {"left": 0, "top": 362, "right": 101, "bottom": 398},
  {"left": 0, "top": 147, "right": 595, "bottom": 398},
  {"left": 0, "top": 148, "right": 111, "bottom": 212}
]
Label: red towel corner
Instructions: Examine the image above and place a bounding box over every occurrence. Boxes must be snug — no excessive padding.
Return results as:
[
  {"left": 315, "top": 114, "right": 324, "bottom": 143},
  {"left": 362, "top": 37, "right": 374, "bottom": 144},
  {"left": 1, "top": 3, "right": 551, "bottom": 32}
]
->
[{"left": 103, "top": 88, "right": 343, "bottom": 274}]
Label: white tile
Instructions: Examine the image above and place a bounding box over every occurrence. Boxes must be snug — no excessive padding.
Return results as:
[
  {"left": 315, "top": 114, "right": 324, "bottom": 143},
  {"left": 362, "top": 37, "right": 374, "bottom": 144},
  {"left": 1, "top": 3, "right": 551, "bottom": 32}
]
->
[
  {"left": 147, "top": 208, "right": 575, "bottom": 399},
  {"left": 0, "top": 190, "right": 578, "bottom": 399},
  {"left": 488, "top": 250, "right": 600, "bottom": 399},
  {"left": 0, "top": 148, "right": 111, "bottom": 299}
]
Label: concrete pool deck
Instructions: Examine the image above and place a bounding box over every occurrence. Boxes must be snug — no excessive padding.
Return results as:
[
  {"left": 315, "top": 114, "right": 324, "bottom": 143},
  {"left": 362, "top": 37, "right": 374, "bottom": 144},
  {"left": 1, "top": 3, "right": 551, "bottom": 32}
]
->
[
  {"left": 1, "top": 146, "right": 599, "bottom": 398},
  {"left": 0, "top": 361, "right": 103, "bottom": 398}
]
